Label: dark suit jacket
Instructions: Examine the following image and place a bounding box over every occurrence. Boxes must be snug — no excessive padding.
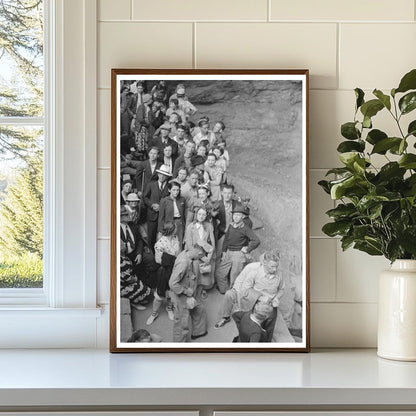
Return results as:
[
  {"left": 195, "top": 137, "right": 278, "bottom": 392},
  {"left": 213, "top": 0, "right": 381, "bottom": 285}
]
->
[
  {"left": 172, "top": 153, "right": 192, "bottom": 178},
  {"left": 217, "top": 199, "right": 236, "bottom": 239},
  {"left": 157, "top": 196, "right": 186, "bottom": 233},
  {"left": 150, "top": 136, "right": 179, "bottom": 158},
  {"left": 134, "top": 160, "right": 162, "bottom": 193},
  {"left": 143, "top": 181, "right": 170, "bottom": 222}
]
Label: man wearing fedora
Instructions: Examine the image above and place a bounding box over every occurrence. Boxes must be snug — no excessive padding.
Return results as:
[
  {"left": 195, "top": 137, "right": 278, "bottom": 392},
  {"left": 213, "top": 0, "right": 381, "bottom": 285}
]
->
[
  {"left": 143, "top": 164, "right": 172, "bottom": 251},
  {"left": 150, "top": 122, "right": 178, "bottom": 158},
  {"left": 215, "top": 202, "right": 260, "bottom": 294}
]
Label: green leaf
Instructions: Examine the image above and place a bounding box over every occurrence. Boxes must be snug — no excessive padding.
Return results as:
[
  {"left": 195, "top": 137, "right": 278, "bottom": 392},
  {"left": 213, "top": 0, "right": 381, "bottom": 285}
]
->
[
  {"left": 322, "top": 221, "right": 351, "bottom": 237},
  {"left": 341, "top": 235, "right": 355, "bottom": 251},
  {"left": 355, "top": 88, "right": 365, "bottom": 110},
  {"left": 371, "top": 137, "right": 402, "bottom": 154},
  {"left": 325, "top": 167, "right": 351, "bottom": 176},
  {"left": 354, "top": 241, "right": 383, "bottom": 256},
  {"left": 362, "top": 115, "right": 372, "bottom": 129},
  {"left": 318, "top": 180, "right": 331, "bottom": 195},
  {"left": 330, "top": 176, "right": 359, "bottom": 200},
  {"left": 373, "top": 89, "right": 391, "bottom": 110},
  {"left": 339, "top": 152, "right": 360, "bottom": 167},
  {"left": 341, "top": 122, "right": 360, "bottom": 140},
  {"left": 378, "top": 162, "right": 406, "bottom": 181},
  {"left": 407, "top": 120, "right": 416, "bottom": 137},
  {"left": 337, "top": 140, "right": 365, "bottom": 153},
  {"left": 352, "top": 224, "right": 374, "bottom": 240},
  {"left": 366, "top": 129, "right": 387, "bottom": 145},
  {"left": 398, "top": 227, "right": 416, "bottom": 255},
  {"left": 369, "top": 203, "right": 383, "bottom": 220},
  {"left": 386, "top": 240, "right": 402, "bottom": 262},
  {"left": 326, "top": 203, "right": 357, "bottom": 220},
  {"left": 396, "top": 69, "right": 416, "bottom": 94},
  {"left": 357, "top": 195, "right": 389, "bottom": 211},
  {"left": 399, "top": 92, "right": 416, "bottom": 115},
  {"left": 360, "top": 99, "right": 384, "bottom": 119},
  {"left": 399, "top": 154, "right": 416, "bottom": 169}
]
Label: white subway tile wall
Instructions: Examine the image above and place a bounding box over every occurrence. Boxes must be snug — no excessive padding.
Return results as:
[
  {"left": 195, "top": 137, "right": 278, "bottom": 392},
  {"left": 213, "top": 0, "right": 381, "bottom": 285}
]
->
[{"left": 97, "top": 0, "right": 416, "bottom": 347}]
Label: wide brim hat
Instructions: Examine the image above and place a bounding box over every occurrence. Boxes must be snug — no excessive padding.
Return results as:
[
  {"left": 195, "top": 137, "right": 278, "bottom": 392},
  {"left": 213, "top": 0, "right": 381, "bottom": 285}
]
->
[
  {"left": 160, "top": 122, "right": 172, "bottom": 131},
  {"left": 155, "top": 164, "right": 173, "bottom": 177},
  {"left": 232, "top": 202, "right": 246, "bottom": 214},
  {"left": 126, "top": 193, "right": 140, "bottom": 202}
]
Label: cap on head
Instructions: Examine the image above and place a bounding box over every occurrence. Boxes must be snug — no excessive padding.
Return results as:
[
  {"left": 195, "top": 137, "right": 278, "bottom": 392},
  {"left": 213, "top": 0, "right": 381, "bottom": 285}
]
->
[{"left": 160, "top": 122, "right": 172, "bottom": 131}]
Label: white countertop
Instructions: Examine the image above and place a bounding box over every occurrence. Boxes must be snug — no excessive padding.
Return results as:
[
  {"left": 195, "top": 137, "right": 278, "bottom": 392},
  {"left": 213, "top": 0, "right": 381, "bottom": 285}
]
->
[{"left": 0, "top": 348, "right": 416, "bottom": 407}]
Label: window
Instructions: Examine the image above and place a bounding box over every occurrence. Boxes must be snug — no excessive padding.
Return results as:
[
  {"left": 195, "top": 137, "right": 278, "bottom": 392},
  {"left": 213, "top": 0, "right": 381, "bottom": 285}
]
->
[
  {"left": 0, "top": 0, "right": 101, "bottom": 348},
  {"left": 0, "top": 0, "right": 45, "bottom": 294}
]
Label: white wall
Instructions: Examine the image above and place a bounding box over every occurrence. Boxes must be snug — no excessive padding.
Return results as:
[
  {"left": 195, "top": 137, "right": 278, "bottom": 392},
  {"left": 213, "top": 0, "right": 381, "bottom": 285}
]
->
[{"left": 96, "top": 0, "right": 416, "bottom": 347}]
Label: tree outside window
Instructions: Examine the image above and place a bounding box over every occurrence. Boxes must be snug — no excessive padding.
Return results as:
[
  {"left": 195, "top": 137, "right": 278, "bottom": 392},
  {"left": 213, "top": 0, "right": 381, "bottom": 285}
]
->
[{"left": 0, "top": 0, "right": 44, "bottom": 288}]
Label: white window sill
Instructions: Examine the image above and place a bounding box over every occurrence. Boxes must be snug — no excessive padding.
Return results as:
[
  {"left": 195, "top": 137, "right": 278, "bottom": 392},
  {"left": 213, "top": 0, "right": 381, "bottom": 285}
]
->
[{"left": 0, "top": 308, "right": 103, "bottom": 348}]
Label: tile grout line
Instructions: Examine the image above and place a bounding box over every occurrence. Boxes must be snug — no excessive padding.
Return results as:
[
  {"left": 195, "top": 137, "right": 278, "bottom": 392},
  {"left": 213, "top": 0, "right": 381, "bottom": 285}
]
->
[
  {"left": 267, "top": 0, "right": 271, "bottom": 22},
  {"left": 193, "top": 22, "right": 197, "bottom": 69},
  {"left": 97, "top": 19, "right": 415, "bottom": 24},
  {"left": 130, "top": 0, "right": 133, "bottom": 20},
  {"left": 336, "top": 22, "right": 340, "bottom": 90},
  {"left": 333, "top": 229, "right": 338, "bottom": 303}
]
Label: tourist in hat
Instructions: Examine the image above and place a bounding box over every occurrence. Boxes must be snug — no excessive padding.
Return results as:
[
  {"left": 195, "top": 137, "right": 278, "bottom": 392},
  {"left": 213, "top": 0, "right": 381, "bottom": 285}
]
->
[
  {"left": 150, "top": 122, "right": 179, "bottom": 158},
  {"left": 214, "top": 202, "right": 260, "bottom": 294},
  {"left": 150, "top": 80, "right": 168, "bottom": 104},
  {"left": 143, "top": 164, "right": 172, "bottom": 250},
  {"left": 169, "top": 83, "right": 197, "bottom": 119},
  {"left": 169, "top": 243, "right": 210, "bottom": 342},
  {"left": 133, "top": 93, "right": 154, "bottom": 134}
]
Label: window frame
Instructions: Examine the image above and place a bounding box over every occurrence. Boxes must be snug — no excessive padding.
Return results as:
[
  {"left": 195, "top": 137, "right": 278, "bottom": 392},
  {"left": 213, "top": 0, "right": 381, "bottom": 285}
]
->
[{"left": 0, "top": 0, "right": 101, "bottom": 348}]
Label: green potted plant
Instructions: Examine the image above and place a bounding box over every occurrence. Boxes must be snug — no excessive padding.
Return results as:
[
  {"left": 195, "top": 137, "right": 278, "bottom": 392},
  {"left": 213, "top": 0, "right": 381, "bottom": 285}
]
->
[{"left": 319, "top": 68, "right": 416, "bottom": 361}]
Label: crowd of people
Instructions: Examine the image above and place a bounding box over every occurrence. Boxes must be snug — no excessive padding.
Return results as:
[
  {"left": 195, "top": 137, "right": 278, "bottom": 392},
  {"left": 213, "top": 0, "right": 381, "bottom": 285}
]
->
[{"left": 119, "top": 80, "right": 295, "bottom": 343}]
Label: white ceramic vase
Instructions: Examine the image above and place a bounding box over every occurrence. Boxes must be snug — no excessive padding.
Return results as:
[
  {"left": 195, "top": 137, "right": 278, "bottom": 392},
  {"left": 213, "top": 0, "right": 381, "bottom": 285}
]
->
[{"left": 378, "top": 259, "right": 416, "bottom": 361}]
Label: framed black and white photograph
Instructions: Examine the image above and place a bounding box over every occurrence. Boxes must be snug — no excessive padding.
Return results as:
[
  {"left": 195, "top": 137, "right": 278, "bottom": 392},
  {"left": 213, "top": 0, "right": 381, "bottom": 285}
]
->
[{"left": 110, "top": 69, "right": 309, "bottom": 352}]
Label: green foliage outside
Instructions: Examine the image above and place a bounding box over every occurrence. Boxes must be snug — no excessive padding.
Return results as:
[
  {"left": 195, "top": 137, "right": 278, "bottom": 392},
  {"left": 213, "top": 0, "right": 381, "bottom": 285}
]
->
[
  {"left": 319, "top": 69, "right": 416, "bottom": 263},
  {"left": 0, "top": 0, "right": 44, "bottom": 288},
  {"left": 0, "top": 252, "right": 42, "bottom": 288}
]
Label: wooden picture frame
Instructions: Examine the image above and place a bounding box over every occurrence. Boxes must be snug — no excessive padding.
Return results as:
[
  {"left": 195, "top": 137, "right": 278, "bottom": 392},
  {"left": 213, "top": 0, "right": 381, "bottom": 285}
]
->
[{"left": 110, "top": 69, "right": 310, "bottom": 352}]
